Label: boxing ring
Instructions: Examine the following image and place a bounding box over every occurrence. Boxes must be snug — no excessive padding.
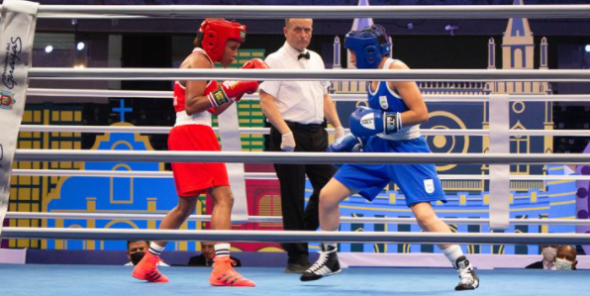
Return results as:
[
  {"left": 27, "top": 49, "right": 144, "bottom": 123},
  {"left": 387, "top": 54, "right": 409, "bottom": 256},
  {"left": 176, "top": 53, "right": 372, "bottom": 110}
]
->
[
  {"left": 2, "top": 1, "right": 590, "bottom": 295},
  {"left": 1, "top": 265, "right": 589, "bottom": 296}
]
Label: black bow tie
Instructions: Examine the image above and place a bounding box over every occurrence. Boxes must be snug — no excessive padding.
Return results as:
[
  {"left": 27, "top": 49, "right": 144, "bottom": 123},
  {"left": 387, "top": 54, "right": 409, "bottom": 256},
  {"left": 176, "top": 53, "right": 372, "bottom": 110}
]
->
[{"left": 298, "top": 51, "right": 310, "bottom": 60}]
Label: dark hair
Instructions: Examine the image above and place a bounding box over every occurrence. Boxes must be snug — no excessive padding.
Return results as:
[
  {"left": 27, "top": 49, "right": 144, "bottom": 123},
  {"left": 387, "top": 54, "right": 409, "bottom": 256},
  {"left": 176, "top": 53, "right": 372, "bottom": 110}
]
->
[
  {"left": 362, "top": 24, "right": 389, "bottom": 47},
  {"left": 127, "top": 240, "right": 149, "bottom": 250}
]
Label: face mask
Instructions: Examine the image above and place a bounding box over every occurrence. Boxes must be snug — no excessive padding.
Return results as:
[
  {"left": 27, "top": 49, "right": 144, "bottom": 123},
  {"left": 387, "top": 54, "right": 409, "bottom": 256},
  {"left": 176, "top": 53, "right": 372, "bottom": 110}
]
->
[
  {"left": 130, "top": 252, "right": 145, "bottom": 266},
  {"left": 554, "top": 258, "right": 573, "bottom": 270},
  {"left": 542, "top": 247, "right": 557, "bottom": 262}
]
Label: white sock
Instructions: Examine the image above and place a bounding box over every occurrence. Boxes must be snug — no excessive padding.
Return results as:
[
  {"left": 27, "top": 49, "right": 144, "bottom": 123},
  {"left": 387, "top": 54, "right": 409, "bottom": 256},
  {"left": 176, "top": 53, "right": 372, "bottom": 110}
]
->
[
  {"left": 442, "top": 245, "right": 464, "bottom": 268},
  {"left": 319, "top": 228, "right": 337, "bottom": 250},
  {"left": 215, "top": 243, "right": 231, "bottom": 258},
  {"left": 149, "top": 242, "right": 165, "bottom": 256}
]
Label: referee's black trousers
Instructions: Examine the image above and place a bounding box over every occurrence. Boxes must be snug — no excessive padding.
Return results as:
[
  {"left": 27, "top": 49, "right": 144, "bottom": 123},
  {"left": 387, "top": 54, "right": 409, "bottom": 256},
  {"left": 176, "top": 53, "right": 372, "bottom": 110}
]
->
[{"left": 269, "top": 121, "right": 336, "bottom": 264}]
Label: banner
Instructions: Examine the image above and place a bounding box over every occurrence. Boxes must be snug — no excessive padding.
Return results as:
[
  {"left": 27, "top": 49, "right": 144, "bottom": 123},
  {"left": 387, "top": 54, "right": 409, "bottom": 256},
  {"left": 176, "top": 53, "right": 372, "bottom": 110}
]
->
[
  {"left": 217, "top": 103, "right": 249, "bottom": 223},
  {"left": 0, "top": 0, "right": 39, "bottom": 237},
  {"left": 488, "top": 95, "right": 510, "bottom": 230}
]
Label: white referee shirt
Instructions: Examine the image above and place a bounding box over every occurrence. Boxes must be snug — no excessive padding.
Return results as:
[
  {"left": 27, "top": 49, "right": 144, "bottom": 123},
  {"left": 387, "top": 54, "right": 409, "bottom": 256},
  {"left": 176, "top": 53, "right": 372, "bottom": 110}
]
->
[{"left": 260, "top": 42, "right": 329, "bottom": 125}]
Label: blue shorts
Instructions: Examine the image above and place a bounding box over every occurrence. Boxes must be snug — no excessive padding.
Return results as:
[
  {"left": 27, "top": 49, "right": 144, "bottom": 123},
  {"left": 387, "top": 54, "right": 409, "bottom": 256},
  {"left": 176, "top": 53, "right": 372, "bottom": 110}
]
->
[{"left": 333, "top": 136, "right": 446, "bottom": 207}]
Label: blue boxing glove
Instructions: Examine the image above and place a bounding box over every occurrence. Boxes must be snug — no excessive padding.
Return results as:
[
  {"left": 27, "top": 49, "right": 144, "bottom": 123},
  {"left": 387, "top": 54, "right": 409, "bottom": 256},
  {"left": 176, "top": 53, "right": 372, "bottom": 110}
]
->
[
  {"left": 327, "top": 133, "right": 363, "bottom": 153},
  {"left": 327, "top": 133, "right": 364, "bottom": 168},
  {"left": 349, "top": 107, "right": 401, "bottom": 138}
]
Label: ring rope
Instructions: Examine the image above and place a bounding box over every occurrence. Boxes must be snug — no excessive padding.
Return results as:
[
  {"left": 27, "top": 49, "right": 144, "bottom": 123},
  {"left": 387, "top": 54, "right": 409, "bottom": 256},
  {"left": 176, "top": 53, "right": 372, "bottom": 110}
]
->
[
  {"left": 17, "top": 125, "right": 590, "bottom": 137},
  {"left": 3, "top": 227, "right": 590, "bottom": 245},
  {"left": 5, "top": 213, "right": 590, "bottom": 226},
  {"left": 13, "top": 150, "right": 590, "bottom": 165},
  {"left": 13, "top": 169, "right": 590, "bottom": 181},
  {"left": 7, "top": 5, "right": 590, "bottom": 20},
  {"left": 27, "top": 68, "right": 590, "bottom": 82},
  {"left": 27, "top": 88, "right": 590, "bottom": 103}
]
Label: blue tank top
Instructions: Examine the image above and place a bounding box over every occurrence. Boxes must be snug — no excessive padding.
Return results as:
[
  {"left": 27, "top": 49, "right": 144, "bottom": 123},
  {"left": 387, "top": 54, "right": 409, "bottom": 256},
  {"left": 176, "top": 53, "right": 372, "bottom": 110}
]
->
[
  {"left": 367, "top": 80, "right": 408, "bottom": 113},
  {"left": 365, "top": 58, "right": 420, "bottom": 140}
]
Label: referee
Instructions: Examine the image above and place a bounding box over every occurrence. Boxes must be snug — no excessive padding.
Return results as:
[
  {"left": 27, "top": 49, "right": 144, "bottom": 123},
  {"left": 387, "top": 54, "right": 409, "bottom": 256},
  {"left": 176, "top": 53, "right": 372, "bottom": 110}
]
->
[{"left": 259, "top": 18, "right": 344, "bottom": 273}]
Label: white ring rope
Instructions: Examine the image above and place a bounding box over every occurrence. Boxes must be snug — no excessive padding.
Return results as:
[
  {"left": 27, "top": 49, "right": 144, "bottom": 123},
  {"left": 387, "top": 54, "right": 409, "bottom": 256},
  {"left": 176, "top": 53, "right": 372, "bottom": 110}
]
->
[
  {"left": 17, "top": 125, "right": 590, "bottom": 137},
  {"left": 27, "top": 68, "right": 590, "bottom": 82},
  {"left": 6, "top": 5, "right": 590, "bottom": 20},
  {"left": 27, "top": 88, "right": 590, "bottom": 103},
  {"left": 12, "top": 150, "right": 590, "bottom": 164},
  {"left": 5, "top": 212, "right": 590, "bottom": 226},
  {"left": 28, "top": 88, "right": 174, "bottom": 99},
  {"left": 3, "top": 227, "right": 590, "bottom": 245},
  {"left": 13, "top": 169, "right": 590, "bottom": 181}
]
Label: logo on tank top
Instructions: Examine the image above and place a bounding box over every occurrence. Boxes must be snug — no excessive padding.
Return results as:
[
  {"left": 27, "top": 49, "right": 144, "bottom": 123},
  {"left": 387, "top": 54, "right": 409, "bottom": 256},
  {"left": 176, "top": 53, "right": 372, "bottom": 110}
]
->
[
  {"left": 379, "top": 95, "right": 388, "bottom": 110},
  {"left": 424, "top": 179, "right": 435, "bottom": 194},
  {"left": 360, "top": 113, "right": 375, "bottom": 130}
]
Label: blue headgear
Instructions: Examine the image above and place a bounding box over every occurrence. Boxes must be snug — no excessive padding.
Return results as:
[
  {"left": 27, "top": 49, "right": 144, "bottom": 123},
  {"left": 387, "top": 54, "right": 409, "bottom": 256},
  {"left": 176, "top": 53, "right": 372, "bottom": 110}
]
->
[{"left": 344, "top": 25, "right": 390, "bottom": 69}]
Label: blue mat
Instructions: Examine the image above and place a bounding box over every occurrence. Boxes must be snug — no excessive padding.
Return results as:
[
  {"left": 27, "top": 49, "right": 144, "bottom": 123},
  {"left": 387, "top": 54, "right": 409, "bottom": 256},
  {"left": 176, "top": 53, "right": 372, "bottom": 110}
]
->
[{"left": 1, "top": 264, "right": 588, "bottom": 296}]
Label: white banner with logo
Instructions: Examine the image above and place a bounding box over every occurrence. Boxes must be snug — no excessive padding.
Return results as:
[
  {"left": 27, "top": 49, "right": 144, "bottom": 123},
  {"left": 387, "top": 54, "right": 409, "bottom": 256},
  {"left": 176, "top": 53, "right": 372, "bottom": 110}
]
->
[
  {"left": 217, "top": 103, "right": 248, "bottom": 223},
  {"left": 0, "top": 0, "right": 39, "bottom": 237},
  {"left": 489, "top": 95, "right": 510, "bottom": 230}
]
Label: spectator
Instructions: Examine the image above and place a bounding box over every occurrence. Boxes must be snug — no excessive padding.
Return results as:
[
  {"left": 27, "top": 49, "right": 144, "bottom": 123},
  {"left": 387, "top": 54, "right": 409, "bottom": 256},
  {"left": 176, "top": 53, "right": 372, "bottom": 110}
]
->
[
  {"left": 526, "top": 245, "right": 558, "bottom": 269},
  {"left": 555, "top": 245, "right": 578, "bottom": 270},
  {"left": 125, "top": 240, "right": 168, "bottom": 267},
  {"left": 526, "top": 245, "right": 577, "bottom": 270},
  {"left": 188, "top": 242, "right": 241, "bottom": 267}
]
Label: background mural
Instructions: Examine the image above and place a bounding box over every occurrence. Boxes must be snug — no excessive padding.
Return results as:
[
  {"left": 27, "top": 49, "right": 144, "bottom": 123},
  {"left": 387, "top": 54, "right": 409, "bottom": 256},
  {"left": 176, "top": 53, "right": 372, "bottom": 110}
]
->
[{"left": 5, "top": 0, "right": 583, "bottom": 256}]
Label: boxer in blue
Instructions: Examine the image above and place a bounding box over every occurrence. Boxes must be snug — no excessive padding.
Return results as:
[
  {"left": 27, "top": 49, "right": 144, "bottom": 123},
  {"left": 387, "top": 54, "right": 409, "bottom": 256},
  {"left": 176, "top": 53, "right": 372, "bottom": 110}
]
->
[{"left": 301, "top": 25, "right": 479, "bottom": 291}]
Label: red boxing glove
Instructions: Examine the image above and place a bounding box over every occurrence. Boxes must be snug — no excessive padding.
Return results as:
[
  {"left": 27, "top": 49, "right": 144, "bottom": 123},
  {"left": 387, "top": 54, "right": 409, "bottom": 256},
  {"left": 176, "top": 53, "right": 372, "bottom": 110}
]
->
[
  {"left": 242, "top": 58, "right": 269, "bottom": 85},
  {"left": 204, "top": 80, "right": 219, "bottom": 95},
  {"left": 206, "top": 59, "right": 267, "bottom": 107},
  {"left": 242, "top": 58, "right": 269, "bottom": 69},
  {"left": 203, "top": 80, "right": 219, "bottom": 113},
  {"left": 207, "top": 80, "right": 259, "bottom": 107}
]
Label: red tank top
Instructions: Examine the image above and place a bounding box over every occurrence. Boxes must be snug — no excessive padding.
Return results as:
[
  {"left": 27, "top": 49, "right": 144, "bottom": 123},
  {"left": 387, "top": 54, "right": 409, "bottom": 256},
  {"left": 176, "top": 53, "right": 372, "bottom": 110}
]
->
[{"left": 173, "top": 48, "right": 214, "bottom": 113}]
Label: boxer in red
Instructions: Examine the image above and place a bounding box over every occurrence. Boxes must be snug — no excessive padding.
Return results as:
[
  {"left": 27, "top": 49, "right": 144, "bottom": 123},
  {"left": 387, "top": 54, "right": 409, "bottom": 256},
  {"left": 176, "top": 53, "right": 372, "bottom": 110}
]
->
[{"left": 132, "top": 18, "right": 267, "bottom": 287}]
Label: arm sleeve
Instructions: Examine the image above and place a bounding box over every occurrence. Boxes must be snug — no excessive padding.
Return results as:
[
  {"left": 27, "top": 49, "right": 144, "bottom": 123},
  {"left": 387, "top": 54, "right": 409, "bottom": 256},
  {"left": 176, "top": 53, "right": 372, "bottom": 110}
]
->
[
  {"left": 317, "top": 54, "right": 330, "bottom": 94},
  {"left": 259, "top": 55, "right": 282, "bottom": 98}
]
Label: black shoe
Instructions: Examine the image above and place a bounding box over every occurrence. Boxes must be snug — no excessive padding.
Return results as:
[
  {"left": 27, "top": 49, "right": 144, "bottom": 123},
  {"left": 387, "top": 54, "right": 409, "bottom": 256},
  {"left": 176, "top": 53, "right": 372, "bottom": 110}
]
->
[
  {"left": 285, "top": 255, "right": 311, "bottom": 273},
  {"left": 454, "top": 256, "right": 480, "bottom": 291},
  {"left": 285, "top": 262, "right": 310, "bottom": 274},
  {"left": 300, "top": 244, "right": 341, "bottom": 282}
]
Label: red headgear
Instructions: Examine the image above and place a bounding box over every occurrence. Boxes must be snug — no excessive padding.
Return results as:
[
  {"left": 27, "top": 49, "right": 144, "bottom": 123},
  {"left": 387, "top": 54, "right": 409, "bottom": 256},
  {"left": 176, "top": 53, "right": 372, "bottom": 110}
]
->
[{"left": 198, "top": 19, "right": 246, "bottom": 63}]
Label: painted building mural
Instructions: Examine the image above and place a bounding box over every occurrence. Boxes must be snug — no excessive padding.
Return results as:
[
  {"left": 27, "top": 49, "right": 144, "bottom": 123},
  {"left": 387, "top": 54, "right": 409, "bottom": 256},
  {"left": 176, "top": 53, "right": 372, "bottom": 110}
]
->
[{"left": 7, "top": 0, "right": 582, "bottom": 255}]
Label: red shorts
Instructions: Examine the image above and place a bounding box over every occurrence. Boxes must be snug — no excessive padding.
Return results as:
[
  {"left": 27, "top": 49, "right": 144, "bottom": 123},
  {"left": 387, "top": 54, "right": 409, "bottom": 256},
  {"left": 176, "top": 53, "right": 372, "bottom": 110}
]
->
[{"left": 168, "top": 124, "right": 229, "bottom": 197}]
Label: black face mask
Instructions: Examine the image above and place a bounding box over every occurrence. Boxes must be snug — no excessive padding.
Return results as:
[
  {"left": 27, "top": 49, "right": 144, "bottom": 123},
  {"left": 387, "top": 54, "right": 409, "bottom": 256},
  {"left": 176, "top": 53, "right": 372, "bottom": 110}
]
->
[{"left": 130, "top": 252, "right": 145, "bottom": 266}]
